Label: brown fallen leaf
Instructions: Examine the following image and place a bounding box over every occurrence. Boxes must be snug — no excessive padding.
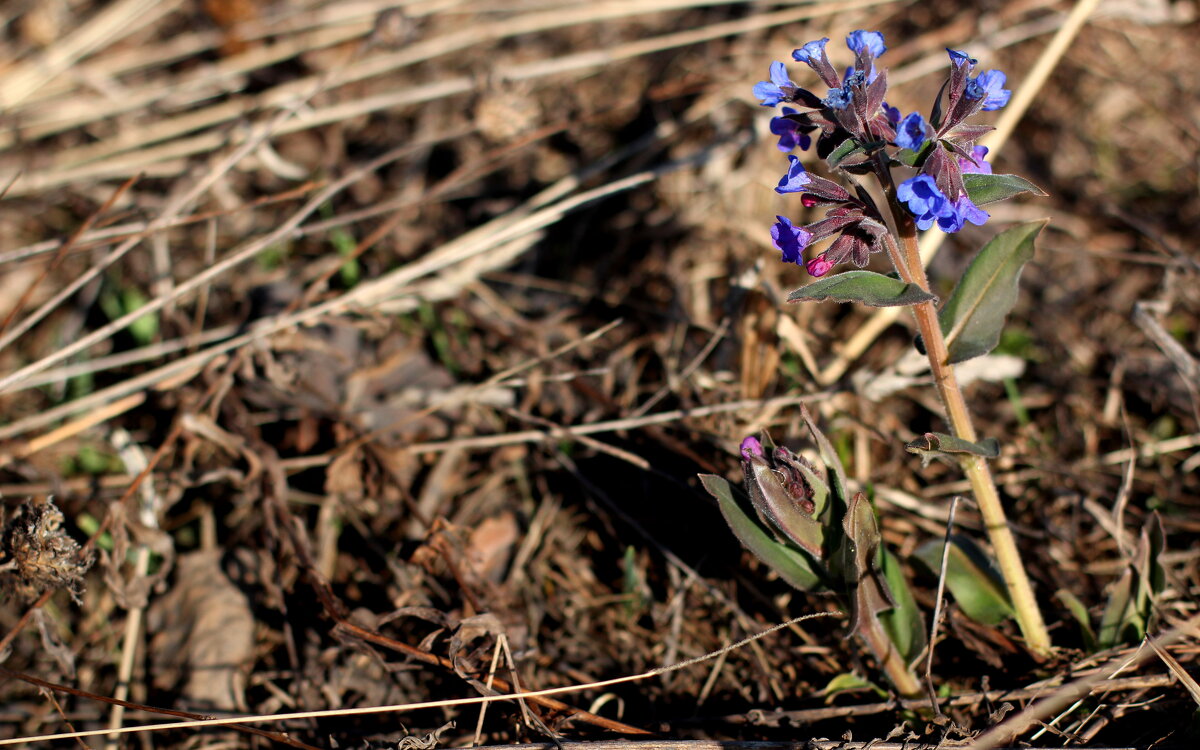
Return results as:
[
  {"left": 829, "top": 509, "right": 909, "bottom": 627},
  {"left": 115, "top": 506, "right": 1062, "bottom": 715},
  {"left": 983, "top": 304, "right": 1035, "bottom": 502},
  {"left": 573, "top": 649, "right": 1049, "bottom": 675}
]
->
[{"left": 148, "top": 550, "right": 255, "bottom": 711}]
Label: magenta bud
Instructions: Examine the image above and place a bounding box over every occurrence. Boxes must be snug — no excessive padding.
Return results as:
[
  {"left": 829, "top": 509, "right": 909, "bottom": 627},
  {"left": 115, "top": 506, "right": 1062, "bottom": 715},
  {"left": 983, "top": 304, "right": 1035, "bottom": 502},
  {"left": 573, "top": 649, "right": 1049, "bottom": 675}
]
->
[
  {"left": 801, "top": 194, "right": 819, "bottom": 208},
  {"left": 740, "top": 436, "right": 764, "bottom": 460},
  {"left": 806, "top": 254, "right": 833, "bottom": 277}
]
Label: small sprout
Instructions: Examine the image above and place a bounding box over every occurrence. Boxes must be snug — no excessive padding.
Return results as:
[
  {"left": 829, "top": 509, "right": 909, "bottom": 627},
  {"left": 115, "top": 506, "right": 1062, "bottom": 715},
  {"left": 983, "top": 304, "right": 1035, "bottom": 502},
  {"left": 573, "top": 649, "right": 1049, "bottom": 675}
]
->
[{"left": 703, "top": 417, "right": 923, "bottom": 695}]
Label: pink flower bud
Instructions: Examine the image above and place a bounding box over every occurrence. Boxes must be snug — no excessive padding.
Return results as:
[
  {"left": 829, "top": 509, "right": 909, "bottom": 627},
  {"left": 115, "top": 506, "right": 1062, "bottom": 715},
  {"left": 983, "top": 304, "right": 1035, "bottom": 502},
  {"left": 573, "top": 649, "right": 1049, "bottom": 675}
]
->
[{"left": 806, "top": 254, "right": 833, "bottom": 277}]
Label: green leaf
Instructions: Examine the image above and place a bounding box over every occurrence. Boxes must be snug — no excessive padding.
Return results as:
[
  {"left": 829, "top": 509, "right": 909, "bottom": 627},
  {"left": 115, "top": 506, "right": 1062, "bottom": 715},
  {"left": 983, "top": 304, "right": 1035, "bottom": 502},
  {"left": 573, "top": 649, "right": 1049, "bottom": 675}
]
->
[
  {"left": 1098, "top": 512, "right": 1167, "bottom": 649},
  {"left": 1134, "top": 512, "right": 1167, "bottom": 611},
  {"left": 939, "top": 220, "right": 1045, "bottom": 363},
  {"left": 893, "top": 139, "right": 933, "bottom": 168},
  {"left": 822, "top": 672, "right": 885, "bottom": 700},
  {"left": 1098, "top": 569, "right": 1136, "bottom": 648},
  {"left": 121, "top": 288, "right": 159, "bottom": 345},
  {"left": 825, "top": 138, "right": 870, "bottom": 171},
  {"left": 963, "top": 173, "right": 1047, "bottom": 206},
  {"left": 905, "top": 432, "right": 999, "bottom": 467},
  {"left": 789, "top": 271, "right": 936, "bottom": 308},
  {"left": 879, "top": 547, "right": 927, "bottom": 662},
  {"left": 801, "top": 406, "right": 849, "bottom": 535},
  {"left": 699, "top": 474, "right": 825, "bottom": 591},
  {"left": 1055, "top": 589, "right": 1097, "bottom": 652},
  {"left": 915, "top": 535, "right": 1015, "bottom": 626}
]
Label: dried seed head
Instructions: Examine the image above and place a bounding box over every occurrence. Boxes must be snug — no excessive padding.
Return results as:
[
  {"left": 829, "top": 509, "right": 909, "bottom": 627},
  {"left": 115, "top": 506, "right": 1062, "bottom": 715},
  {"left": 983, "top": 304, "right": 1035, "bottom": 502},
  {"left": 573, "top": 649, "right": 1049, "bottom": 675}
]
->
[{"left": 1, "top": 498, "right": 93, "bottom": 603}]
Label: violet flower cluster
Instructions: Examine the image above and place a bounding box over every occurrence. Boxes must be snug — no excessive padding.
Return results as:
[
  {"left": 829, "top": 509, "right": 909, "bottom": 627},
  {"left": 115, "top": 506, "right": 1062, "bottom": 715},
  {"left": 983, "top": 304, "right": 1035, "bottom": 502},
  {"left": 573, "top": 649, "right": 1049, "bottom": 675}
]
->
[{"left": 754, "top": 31, "right": 1012, "bottom": 276}]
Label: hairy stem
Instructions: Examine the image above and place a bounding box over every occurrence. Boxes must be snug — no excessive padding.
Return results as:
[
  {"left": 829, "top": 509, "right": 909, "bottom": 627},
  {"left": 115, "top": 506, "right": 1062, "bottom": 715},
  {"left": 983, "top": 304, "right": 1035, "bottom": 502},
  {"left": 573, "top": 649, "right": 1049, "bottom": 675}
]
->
[
  {"left": 878, "top": 175, "right": 1052, "bottom": 657},
  {"left": 858, "top": 610, "right": 922, "bottom": 698}
]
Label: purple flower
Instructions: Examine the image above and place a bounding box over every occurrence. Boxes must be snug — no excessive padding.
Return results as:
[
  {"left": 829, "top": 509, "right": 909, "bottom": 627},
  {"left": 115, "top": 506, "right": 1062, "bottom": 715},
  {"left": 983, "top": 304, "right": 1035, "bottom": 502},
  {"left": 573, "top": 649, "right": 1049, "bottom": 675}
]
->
[
  {"left": 897, "top": 174, "right": 951, "bottom": 231},
  {"left": 895, "top": 112, "right": 928, "bottom": 151},
  {"left": 792, "top": 38, "right": 830, "bottom": 64},
  {"left": 882, "top": 101, "right": 900, "bottom": 126},
  {"left": 958, "top": 145, "right": 992, "bottom": 174},
  {"left": 753, "top": 61, "right": 795, "bottom": 106},
  {"left": 973, "top": 70, "right": 1010, "bottom": 110},
  {"left": 947, "top": 48, "right": 977, "bottom": 67},
  {"left": 771, "top": 215, "right": 813, "bottom": 264},
  {"left": 775, "top": 154, "right": 812, "bottom": 194},
  {"left": 846, "top": 30, "right": 886, "bottom": 58},
  {"left": 806, "top": 253, "right": 833, "bottom": 277},
  {"left": 740, "top": 435, "right": 765, "bottom": 460},
  {"left": 769, "top": 108, "right": 811, "bottom": 152}
]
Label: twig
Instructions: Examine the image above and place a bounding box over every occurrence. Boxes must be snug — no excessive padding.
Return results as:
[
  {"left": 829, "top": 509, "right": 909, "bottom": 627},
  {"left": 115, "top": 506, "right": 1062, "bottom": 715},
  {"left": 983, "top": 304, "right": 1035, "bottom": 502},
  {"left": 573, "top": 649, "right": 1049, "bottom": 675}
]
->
[
  {"left": 0, "top": 614, "right": 835, "bottom": 745},
  {"left": 923, "top": 496, "right": 960, "bottom": 716},
  {"left": 972, "top": 614, "right": 1200, "bottom": 749}
]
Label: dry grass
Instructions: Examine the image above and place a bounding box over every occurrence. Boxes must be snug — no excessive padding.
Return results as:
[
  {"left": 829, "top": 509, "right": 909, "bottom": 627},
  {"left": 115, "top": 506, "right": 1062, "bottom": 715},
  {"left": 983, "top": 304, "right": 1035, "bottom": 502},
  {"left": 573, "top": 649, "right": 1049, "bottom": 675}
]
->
[{"left": 0, "top": 0, "right": 1198, "bottom": 747}]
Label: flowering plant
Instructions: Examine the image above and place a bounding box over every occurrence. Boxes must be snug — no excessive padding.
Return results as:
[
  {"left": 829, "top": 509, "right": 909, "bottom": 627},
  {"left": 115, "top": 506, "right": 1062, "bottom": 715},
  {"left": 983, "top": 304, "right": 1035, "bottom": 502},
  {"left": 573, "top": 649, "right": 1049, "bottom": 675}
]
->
[{"left": 706, "top": 30, "right": 1056, "bottom": 692}]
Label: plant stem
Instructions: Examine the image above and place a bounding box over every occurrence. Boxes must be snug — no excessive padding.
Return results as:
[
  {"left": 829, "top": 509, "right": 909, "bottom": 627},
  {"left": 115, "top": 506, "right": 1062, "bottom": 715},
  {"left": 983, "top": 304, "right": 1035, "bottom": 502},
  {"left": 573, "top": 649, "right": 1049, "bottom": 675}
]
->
[
  {"left": 859, "top": 609, "right": 922, "bottom": 698},
  {"left": 878, "top": 181, "right": 1052, "bottom": 657}
]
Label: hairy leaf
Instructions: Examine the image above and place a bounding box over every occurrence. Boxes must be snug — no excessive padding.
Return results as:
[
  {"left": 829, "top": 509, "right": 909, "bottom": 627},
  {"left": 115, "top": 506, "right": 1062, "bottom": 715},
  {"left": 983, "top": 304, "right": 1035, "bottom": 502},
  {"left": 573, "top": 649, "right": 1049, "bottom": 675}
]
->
[
  {"left": 915, "top": 535, "right": 1015, "bottom": 626},
  {"left": 801, "top": 405, "right": 849, "bottom": 543},
  {"left": 699, "top": 474, "right": 824, "bottom": 591},
  {"left": 789, "top": 271, "right": 936, "bottom": 308},
  {"left": 879, "top": 547, "right": 927, "bottom": 661},
  {"left": 939, "top": 220, "right": 1046, "bottom": 363},
  {"left": 963, "top": 173, "right": 1047, "bottom": 205},
  {"left": 905, "top": 432, "right": 1000, "bottom": 467},
  {"left": 825, "top": 138, "right": 880, "bottom": 171},
  {"left": 743, "top": 451, "right": 826, "bottom": 559},
  {"left": 841, "top": 493, "right": 895, "bottom": 638}
]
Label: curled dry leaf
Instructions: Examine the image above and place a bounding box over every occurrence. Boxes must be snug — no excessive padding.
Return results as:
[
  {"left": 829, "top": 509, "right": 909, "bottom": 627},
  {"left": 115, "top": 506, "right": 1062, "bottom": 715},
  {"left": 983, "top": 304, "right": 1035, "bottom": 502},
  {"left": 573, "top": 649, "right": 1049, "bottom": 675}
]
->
[{"left": 148, "top": 550, "right": 255, "bottom": 711}]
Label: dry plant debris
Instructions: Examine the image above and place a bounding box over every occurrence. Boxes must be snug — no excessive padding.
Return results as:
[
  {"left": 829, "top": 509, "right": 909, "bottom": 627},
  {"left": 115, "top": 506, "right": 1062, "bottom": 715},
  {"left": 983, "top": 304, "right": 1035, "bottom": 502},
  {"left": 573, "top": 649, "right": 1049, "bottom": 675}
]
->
[{"left": 0, "top": 0, "right": 1197, "bottom": 748}]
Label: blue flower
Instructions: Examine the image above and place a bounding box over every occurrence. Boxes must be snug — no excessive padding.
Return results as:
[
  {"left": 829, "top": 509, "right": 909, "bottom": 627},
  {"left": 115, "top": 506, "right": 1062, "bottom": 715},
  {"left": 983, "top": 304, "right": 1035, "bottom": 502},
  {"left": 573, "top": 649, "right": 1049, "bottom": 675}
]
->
[
  {"left": 846, "top": 30, "right": 886, "bottom": 58},
  {"left": 753, "top": 61, "right": 795, "bottom": 106},
  {"left": 940, "top": 195, "right": 989, "bottom": 232},
  {"left": 769, "top": 108, "right": 811, "bottom": 152},
  {"left": 822, "top": 86, "right": 853, "bottom": 110},
  {"left": 882, "top": 101, "right": 900, "bottom": 126},
  {"left": 897, "top": 175, "right": 951, "bottom": 231},
  {"left": 792, "top": 38, "right": 830, "bottom": 64},
  {"left": 947, "top": 48, "right": 977, "bottom": 67},
  {"left": 771, "top": 215, "right": 813, "bottom": 264},
  {"left": 973, "top": 70, "right": 1011, "bottom": 110},
  {"left": 775, "top": 154, "right": 812, "bottom": 193},
  {"left": 895, "top": 112, "right": 928, "bottom": 151}
]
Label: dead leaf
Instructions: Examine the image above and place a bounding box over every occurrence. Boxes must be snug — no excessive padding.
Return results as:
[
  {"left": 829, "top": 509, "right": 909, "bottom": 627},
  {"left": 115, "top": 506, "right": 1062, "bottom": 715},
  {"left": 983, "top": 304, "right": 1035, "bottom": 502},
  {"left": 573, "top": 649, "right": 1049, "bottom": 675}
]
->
[
  {"left": 467, "top": 513, "right": 518, "bottom": 584},
  {"left": 148, "top": 550, "right": 255, "bottom": 711}
]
